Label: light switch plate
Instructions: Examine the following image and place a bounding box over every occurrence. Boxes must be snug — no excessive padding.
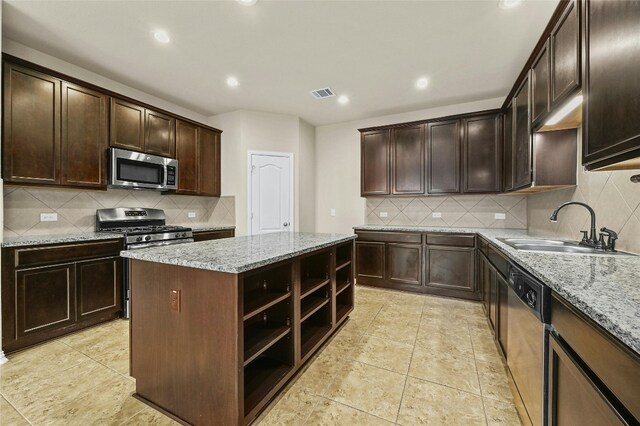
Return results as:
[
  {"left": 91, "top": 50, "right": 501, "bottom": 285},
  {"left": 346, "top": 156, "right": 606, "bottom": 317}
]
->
[
  {"left": 379, "top": 212, "right": 388, "bottom": 218},
  {"left": 188, "top": 212, "right": 196, "bottom": 218},
  {"left": 432, "top": 212, "right": 442, "bottom": 218},
  {"left": 330, "top": 208, "right": 336, "bottom": 217},
  {"left": 494, "top": 213, "right": 506, "bottom": 220},
  {"left": 40, "top": 213, "right": 58, "bottom": 222}
]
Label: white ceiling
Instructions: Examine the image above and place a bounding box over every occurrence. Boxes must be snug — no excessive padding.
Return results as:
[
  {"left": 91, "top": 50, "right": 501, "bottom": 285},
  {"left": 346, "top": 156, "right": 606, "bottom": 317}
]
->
[{"left": 2, "top": 0, "right": 559, "bottom": 126}]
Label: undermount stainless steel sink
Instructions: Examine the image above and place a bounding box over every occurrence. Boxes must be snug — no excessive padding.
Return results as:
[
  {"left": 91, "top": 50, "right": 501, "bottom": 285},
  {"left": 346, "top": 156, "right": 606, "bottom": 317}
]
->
[{"left": 496, "top": 238, "right": 634, "bottom": 256}]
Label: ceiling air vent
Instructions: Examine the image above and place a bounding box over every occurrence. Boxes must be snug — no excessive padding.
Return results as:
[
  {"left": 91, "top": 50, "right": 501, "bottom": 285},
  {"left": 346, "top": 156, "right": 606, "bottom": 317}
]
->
[{"left": 310, "top": 87, "right": 335, "bottom": 99}]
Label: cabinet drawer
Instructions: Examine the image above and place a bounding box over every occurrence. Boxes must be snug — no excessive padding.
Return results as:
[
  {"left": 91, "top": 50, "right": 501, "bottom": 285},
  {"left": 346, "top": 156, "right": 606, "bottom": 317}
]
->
[
  {"left": 356, "top": 231, "right": 422, "bottom": 244},
  {"left": 551, "top": 293, "right": 640, "bottom": 420},
  {"left": 15, "top": 240, "right": 122, "bottom": 269},
  {"left": 487, "top": 245, "right": 509, "bottom": 278},
  {"left": 426, "top": 233, "right": 475, "bottom": 247}
]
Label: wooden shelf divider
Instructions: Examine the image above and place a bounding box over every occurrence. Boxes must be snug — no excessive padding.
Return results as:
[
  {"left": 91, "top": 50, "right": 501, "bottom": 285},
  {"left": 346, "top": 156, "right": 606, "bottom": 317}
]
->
[
  {"left": 300, "top": 297, "right": 330, "bottom": 323},
  {"left": 243, "top": 291, "right": 291, "bottom": 321},
  {"left": 336, "top": 259, "right": 351, "bottom": 272},
  {"left": 243, "top": 324, "right": 291, "bottom": 366},
  {"left": 300, "top": 277, "right": 330, "bottom": 300}
]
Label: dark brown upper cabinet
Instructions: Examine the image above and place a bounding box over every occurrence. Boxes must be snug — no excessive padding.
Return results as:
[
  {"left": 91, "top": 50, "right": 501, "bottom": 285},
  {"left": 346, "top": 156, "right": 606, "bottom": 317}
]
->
[
  {"left": 3, "top": 63, "right": 60, "bottom": 185},
  {"left": 531, "top": 41, "right": 551, "bottom": 127},
  {"left": 110, "top": 98, "right": 145, "bottom": 152},
  {"left": 513, "top": 75, "right": 533, "bottom": 190},
  {"left": 361, "top": 129, "right": 390, "bottom": 196},
  {"left": 176, "top": 120, "right": 199, "bottom": 194},
  {"left": 198, "top": 127, "right": 221, "bottom": 197},
  {"left": 427, "top": 119, "right": 461, "bottom": 194},
  {"left": 462, "top": 113, "right": 502, "bottom": 193},
  {"left": 503, "top": 102, "right": 515, "bottom": 192},
  {"left": 61, "top": 82, "right": 108, "bottom": 188},
  {"left": 145, "top": 109, "right": 176, "bottom": 158},
  {"left": 391, "top": 124, "right": 424, "bottom": 195},
  {"left": 2, "top": 63, "right": 108, "bottom": 189},
  {"left": 550, "top": 0, "right": 581, "bottom": 109},
  {"left": 175, "top": 120, "right": 222, "bottom": 196},
  {"left": 582, "top": 0, "right": 640, "bottom": 170}
]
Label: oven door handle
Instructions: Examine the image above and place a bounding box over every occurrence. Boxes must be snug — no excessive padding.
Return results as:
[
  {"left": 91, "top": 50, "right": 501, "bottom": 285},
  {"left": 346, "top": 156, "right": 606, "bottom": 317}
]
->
[{"left": 127, "top": 239, "right": 194, "bottom": 250}]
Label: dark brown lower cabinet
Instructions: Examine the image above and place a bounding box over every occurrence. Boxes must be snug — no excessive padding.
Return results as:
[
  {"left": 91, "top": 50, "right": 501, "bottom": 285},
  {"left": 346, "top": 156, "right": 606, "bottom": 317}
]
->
[
  {"left": 497, "top": 274, "right": 509, "bottom": 355},
  {"left": 192, "top": 229, "right": 235, "bottom": 242},
  {"left": 2, "top": 240, "right": 123, "bottom": 354},
  {"left": 387, "top": 243, "right": 422, "bottom": 287},
  {"left": 16, "top": 263, "right": 76, "bottom": 338},
  {"left": 424, "top": 246, "right": 475, "bottom": 296},
  {"left": 355, "top": 241, "right": 385, "bottom": 280},
  {"left": 355, "top": 231, "right": 477, "bottom": 300},
  {"left": 548, "top": 334, "right": 626, "bottom": 425}
]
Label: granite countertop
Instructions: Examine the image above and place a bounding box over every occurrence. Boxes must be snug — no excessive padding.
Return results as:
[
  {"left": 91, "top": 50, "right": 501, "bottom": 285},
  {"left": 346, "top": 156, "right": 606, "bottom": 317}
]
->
[
  {"left": 121, "top": 232, "right": 356, "bottom": 274},
  {"left": 1, "top": 232, "right": 124, "bottom": 248},
  {"left": 355, "top": 225, "right": 640, "bottom": 355},
  {"left": 1, "top": 226, "right": 236, "bottom": 248}
]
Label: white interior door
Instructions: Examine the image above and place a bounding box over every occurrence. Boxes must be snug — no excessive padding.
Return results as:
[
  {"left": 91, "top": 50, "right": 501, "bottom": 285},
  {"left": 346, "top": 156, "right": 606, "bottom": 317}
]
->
[{"left": 249, "top": 152, "right": 293, "bottom": 235}]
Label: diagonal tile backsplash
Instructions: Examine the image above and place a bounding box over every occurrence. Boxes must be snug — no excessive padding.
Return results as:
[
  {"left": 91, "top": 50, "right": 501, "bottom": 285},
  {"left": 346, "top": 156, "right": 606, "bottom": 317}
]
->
[
  {"left": 365, "top": 195, "right": 527, "bottom": 229},
  {"left": 528, "top": 168, "right": 640, "bottom": 254},
  {"left": 3, "top": 187, "right": 235, "bottom": 237}
]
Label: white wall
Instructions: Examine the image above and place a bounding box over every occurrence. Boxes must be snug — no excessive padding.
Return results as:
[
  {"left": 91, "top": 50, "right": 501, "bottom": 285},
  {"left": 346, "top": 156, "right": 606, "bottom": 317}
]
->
[
  {"left": 209, "top": 110, "right": 316, "bottom": 236},
  {"left": 2, "top": 39, "right": 208, "bottom": 123},
  {"left": 314, "top": 97, "right": 504, "bottom": 234},
  {"left": 298, "top": 119, "right": 316, "bottom": 232}
]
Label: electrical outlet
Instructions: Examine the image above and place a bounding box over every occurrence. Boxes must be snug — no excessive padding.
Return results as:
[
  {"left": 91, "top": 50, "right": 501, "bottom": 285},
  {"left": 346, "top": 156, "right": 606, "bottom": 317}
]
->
[
  {"left": 379, "top": 211, "right": 388, "bottom": 218},
  {"left": 188, "top": 211, "right": 196, "bottom": 218},
  {"left": 494, "top": 213, "right": 506, "bottom": 220},
  {"left": 432, "top": 212, "right": 442, "bottom": 218},
  {"left": 170, "top": 289, "right": 181, "bottom": 312},
  {"left": 40, "top": 213, "right": 58, "bottom": 222},
  {"left": 330, "top": 208, "right": 336, "bottom": 217}
]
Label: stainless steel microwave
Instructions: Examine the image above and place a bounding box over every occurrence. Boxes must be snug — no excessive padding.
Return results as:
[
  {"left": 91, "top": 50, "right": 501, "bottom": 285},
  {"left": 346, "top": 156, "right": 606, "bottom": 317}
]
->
[{"left": 109, "top": 148, "right": 178, "bottom": 191}]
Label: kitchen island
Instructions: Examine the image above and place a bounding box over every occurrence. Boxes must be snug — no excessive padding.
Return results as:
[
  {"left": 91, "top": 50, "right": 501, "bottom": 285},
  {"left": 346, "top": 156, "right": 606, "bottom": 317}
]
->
[{"left": 120, "top": 232, "right": 356, "bottom": 426}]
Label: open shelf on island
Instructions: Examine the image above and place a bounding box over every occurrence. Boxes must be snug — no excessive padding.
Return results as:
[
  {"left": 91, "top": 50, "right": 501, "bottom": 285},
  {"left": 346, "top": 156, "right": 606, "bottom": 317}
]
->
[
  {"left": 244, "top": 356, "right": 292, "bottom": 416},
  {"left": 244, "top": 322, "right": 291, "bottom": 366},
  {"left": 300, "top": 277, "right": 331, "bottom": 300},
  {"left": 336, "top": 280, "right": 351, "bottom": 296},
  {"left": 300, "top": 303, "right": 332, "bottom": 358},
  {"left": 243, "top": 262, "right": 292, "bottom": 321},
  {"left": 243, "top": 291, "right": 290, "bottom": 321},
  {"left": 300, "top": 285, "right": 330, "bottom": 323},
  {"left": 336, "top": 259, "right": 351, "bottom": 272}
]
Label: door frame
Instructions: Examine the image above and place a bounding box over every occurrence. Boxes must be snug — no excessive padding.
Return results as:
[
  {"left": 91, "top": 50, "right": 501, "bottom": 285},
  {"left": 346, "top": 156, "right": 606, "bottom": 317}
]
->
[{"left": 247, "top": 150, "right": 295, "bottom": 235}]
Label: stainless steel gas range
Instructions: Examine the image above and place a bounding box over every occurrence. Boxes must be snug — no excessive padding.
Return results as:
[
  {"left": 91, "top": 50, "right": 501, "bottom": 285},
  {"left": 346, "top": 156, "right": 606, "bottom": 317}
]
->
[{"left": 96, "top": 207, "right": 194, "bottom": 318}]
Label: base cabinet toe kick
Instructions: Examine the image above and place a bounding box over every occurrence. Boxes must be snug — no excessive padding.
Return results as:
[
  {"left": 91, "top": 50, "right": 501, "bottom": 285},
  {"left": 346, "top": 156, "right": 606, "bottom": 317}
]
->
[{"left": 127, "top": 239, "right": 354, "bottom": 425}]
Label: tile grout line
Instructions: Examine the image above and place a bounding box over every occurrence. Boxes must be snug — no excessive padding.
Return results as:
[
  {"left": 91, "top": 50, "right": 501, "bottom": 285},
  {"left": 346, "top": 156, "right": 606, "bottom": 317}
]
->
[{"left": 1, "top": 394, "right": 36, "bottom": 426}]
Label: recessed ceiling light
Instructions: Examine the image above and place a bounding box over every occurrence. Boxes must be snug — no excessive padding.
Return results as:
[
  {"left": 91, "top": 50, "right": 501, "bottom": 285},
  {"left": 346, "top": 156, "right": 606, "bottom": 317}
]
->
[
  {"left": 498, "top": 0, "right": 522, "bottom": 9},
  {"left": 416, "top": 77, "right": 429, "bottom": 89},
  {"left": 226, "top": 76, "right": 239, "bottom": 87},
  {"left": 337, "top": 95, "right": 349, "bottom": 104},
  {"left": 236, "top": 0, "right": 258, "bottom": 6},
  {"left": 153, "top": 30, "right": 171, "bottom": 44}
]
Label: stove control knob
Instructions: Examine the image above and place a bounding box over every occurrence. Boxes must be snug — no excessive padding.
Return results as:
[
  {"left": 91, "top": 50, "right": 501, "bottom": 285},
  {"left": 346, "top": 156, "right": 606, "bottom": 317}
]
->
[
  {"left": 144, "top": 236, "right": 152, "bottom": 242},
  {"left": 136, "top": 236, "right": 143, "bottom": 242},
  {"left": 176, "top": 233, "right": 182, "bottom": 238}
]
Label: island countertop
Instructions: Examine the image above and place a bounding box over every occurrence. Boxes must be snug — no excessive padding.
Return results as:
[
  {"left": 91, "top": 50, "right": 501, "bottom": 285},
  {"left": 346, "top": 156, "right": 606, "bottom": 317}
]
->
[{"left": 121, "top": 231, "right": 356, "bottom": 273}]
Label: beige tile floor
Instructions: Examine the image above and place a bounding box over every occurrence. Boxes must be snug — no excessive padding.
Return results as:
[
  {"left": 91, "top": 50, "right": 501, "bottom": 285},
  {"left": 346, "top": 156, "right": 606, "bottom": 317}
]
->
[{"left": 0, "top": 285, "right": 522, "bottom": 425}]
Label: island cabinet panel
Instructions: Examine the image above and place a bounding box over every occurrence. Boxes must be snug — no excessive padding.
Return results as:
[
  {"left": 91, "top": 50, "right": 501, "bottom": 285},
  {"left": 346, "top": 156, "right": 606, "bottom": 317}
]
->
[
  {"left": 110, "top": 98, "right": 145, "bottom": 152},
  {"left": 462, "top": 113, "right": 502, "bottom": 193},
  {"left": 130, "top": 262, "right": 241, "bottom": 425},
  {"left": 3, "top": 63, "right": 60, "bottom": 184},
  {"left": 144, "top": 109, "right": 175, "bottom": 158},
  {"left": 61, "top": 82, "right": 108, "bottom": 188},
  {"left": 361, "top": 129, "right": 390, "bottom": 195},
  {"left": 582, "top": 0, "right": 640, "bottom": 170},
  {"left": 128, "top": 239, "right": 354, "bottom": 426},
  {"left": 531, "top": 41, "right": 550, "bottom": 127},
  {"left": 550, "top": 0, "right": 580, "bottom": 109},
  {"left": 1, "top": 240, "right": 123, "bottom": 354},
  {"left": 427, "top": 119, "right": 461, "bottom": 194},
  {"left": 176, "top": 119, "right": 199, "bottom": 194},
  {"left": 391, "top": 125, "right": 424, "bottom": 195}
]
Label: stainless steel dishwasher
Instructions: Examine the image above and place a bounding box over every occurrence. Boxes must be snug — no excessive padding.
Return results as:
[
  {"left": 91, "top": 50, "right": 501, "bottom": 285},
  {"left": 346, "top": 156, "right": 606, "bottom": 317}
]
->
[{"left": 507, "top": 263, "right": 551, "bottom": 426}]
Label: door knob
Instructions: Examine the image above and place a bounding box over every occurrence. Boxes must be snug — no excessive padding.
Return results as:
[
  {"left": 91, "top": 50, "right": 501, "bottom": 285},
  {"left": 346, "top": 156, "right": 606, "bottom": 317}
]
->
[{"left": 283, "top": 222, "right": 289, "bottom": 227}]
